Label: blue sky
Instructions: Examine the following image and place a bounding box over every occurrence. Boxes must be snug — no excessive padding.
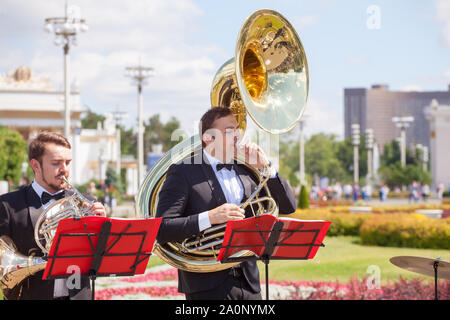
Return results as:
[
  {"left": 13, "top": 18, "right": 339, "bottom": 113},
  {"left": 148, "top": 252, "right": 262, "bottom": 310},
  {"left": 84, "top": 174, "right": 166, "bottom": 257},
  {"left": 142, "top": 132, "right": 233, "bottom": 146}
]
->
[{"left": 1, "top": 0, "right": 449, "bottom": 139}]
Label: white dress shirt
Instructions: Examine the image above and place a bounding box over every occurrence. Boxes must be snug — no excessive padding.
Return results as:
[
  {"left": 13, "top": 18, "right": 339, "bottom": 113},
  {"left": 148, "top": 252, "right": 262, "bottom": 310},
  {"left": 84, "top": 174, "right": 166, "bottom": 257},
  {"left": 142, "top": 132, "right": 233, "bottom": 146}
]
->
[
  {"left": 197, "top": 150, "right": 245, "bottom": 231},
  {"left": 197, "top": 150, "right": 277, "bottom": 232}
]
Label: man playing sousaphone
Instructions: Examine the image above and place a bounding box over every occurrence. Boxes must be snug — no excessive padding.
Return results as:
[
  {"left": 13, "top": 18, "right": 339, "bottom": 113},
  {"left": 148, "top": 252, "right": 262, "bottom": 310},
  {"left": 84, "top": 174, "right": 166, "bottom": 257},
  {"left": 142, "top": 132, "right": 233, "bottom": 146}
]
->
[
  {"left": 155, "top": 107, "right": 297, "bottom": 300},
  {"left": 0, "top": 131, "right": 106, "bottom": 300}
]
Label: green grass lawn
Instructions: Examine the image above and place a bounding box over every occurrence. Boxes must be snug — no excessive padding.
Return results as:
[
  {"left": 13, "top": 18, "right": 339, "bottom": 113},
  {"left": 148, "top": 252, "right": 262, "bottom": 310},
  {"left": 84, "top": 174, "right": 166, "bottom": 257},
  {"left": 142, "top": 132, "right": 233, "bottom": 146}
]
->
[{"left": 257, "top": 236, "right": 450, "bottom": 284}]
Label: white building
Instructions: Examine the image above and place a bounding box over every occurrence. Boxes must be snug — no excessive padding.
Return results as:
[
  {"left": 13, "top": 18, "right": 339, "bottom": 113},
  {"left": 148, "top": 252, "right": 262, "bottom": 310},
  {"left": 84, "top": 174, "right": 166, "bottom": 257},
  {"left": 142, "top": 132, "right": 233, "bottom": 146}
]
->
[
  {"left": 72, "top": 113, "right": 139, "bottom": 195},
  {"left": 0, "top": 66, "right": 82, "bottom": 139},
  {"left": 425, "top": 99, "right": 450, "bottom": 190},
  {"left": 0, "top": 66, "right": 139, "bottom": 195}
]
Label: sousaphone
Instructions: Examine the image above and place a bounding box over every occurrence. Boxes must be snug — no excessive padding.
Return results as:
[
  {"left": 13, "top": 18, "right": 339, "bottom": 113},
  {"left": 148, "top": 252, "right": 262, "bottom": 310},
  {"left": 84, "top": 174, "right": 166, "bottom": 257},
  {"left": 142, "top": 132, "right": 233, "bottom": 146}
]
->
[{"left": 135, "top": 9, "right": 308, "bottom": 273}]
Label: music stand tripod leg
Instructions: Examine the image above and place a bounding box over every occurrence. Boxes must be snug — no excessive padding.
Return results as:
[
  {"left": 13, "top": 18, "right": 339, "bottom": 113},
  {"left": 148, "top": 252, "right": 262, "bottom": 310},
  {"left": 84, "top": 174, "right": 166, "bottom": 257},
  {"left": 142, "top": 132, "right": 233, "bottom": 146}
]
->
[
  {"left": 261, "top": 256, "right": 270, "bottom": 301},
  {"left": 89, "top": 270, "right": 96, "bottom": 301},
  {"left": 88, "top": 220, "right": 112, "bottom": 301},
  {"left": 433, "top": 261, "right": 439, "bottom": 300}
]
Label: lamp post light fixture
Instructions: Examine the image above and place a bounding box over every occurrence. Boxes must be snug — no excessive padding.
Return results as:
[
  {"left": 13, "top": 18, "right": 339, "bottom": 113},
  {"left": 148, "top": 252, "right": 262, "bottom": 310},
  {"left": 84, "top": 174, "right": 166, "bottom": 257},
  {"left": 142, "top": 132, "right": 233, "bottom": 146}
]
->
[
  {"left": 351, "top": 123, "right": 360, "bottom": 184},
  {"left": 392, "top": 116, "right": 414, "bottom": 167},
  {"left": 125, "top": 63, "right": 154, "bottom": 187},
  {"left": 365, "top": 128, "right": 374, "bottom": 181},
  {"left": 44, "top": 4, "right": 88, "bottom": 139}
]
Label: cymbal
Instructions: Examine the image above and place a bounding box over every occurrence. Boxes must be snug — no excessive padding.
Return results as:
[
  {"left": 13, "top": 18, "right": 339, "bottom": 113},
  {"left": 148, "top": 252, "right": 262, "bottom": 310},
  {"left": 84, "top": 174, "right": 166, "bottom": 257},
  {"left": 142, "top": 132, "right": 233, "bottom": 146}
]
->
[{"left": 390, "top": 256, "right": 450, "bottom": 280}]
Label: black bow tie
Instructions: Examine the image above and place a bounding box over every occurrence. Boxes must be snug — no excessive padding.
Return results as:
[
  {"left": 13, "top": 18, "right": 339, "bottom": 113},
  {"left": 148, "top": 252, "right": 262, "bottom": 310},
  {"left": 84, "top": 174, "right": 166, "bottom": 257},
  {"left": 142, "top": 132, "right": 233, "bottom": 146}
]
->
[
  {"left": 41, "top": 191, "right": 65, "bottom": 205},
  {"left": 216, "top": 163, "right": 235, "bottom": 171}
]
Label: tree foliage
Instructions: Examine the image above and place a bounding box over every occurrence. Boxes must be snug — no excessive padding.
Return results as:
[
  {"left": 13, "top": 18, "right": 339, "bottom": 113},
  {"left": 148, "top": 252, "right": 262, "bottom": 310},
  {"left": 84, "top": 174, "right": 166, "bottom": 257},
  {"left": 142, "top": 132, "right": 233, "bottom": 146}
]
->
[
  {"left": 0, "top": 126, "right": 27, "bottom": 184},
  {"left": 378, "top": 139, "right": 431, "bottom": 188},
  {"left": 144, "top": 114, "right": 183, "bottom": 154},
  {"left": 278, "top": 133, "right": 372, "bottom": 187},
  {"left": 81, "top": 109, "right": 106, "bottom": 129}
]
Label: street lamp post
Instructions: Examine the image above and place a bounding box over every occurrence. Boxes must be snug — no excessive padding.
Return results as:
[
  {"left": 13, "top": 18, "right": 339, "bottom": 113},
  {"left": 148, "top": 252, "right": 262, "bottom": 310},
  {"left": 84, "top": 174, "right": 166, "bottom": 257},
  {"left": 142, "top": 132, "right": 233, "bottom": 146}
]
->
[
  {"left": 125, "top": 64, "right": 154, "bottom": 187},
  {"left": 365, "top": 128, "right": 374, "bottom": 181},
  {"left": 112, "top": 109, "right": 128, "bottom": 177},
  {"left": 422, "top": 145, "right": 429, "bottom": 172},
  {"left": 44, "top": 4, "right": 88, "bottom": 139},
  {"left": 298, "top": 118, "right": 307, "bottom": 186},
  {"left": 351, "top": 123, "right": 360, "bottom": 184},
  {"left": 392, "top": 116, "right": 414, "bottom": 167}
]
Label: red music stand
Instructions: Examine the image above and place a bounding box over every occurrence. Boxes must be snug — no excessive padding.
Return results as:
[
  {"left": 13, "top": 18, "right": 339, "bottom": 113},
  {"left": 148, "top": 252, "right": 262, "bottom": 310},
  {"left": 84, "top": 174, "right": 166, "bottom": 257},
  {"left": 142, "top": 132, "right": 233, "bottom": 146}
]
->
[
  {"left": 42, "top": 216, "right": 161, "bottom": 300},
  {"left": 217, "top": 214, "right": 331, "bottom": 300}
]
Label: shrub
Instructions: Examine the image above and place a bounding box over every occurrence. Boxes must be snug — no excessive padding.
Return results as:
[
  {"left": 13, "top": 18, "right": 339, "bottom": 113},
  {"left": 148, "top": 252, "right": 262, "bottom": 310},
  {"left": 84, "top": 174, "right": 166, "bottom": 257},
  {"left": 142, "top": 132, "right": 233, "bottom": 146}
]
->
[
  {"left": 286, "top": 209, "right": 450, "bottom": 249},
  {"left": 287, "top": 210, "right": 371, "bottom": 236},
  {"left": 359, "top": 214, "right": 450, "bottom": 249},
  {"left": 298, "top": 184, "right": 309, "bottom": 209}
]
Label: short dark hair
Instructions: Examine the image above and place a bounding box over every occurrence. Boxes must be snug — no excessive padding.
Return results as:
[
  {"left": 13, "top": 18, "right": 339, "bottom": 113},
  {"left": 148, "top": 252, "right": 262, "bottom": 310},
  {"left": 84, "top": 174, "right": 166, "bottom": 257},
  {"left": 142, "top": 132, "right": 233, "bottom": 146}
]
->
[
  {"left": 28, "top": 131, "right": 71, "bottom": 164},
  {"left": 199, "top": 107, "right": 234, "bottom": 147}
]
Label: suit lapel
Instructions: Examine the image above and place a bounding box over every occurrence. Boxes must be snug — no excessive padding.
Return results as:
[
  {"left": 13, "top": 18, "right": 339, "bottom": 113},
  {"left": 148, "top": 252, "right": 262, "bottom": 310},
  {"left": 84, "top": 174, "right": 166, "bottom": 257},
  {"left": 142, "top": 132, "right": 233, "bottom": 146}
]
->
[
  {"left": 198, "top": 151, "right": 227, "bottom": 206},
  {"left": 25, "top": 185, "right": 44, "bottom": 231},
  {"left": 234, "top": 163, "right": 255, "bottom": 202}
]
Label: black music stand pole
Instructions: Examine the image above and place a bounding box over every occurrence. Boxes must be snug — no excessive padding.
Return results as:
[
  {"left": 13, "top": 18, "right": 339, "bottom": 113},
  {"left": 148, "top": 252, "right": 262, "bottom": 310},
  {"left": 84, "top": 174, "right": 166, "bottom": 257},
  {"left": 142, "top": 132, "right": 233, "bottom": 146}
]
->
[
  {"left": 260, "top": 221, "right": 283, "bottom": 300},
  {"left": 220, "top": 219, "right": 326, "bottom": 301},
  {"left": 87, "top": 220, "right": 112, "bottom": 300},
  {"left": 44, "top": 217, "right": 161, "bottom": 301}
]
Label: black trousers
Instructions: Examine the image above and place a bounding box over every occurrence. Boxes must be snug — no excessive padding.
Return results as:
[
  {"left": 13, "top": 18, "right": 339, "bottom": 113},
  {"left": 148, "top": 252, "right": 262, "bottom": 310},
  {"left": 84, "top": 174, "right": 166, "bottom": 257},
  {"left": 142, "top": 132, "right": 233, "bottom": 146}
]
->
[{"left": 185, "top": 268, "right": 262, "bottom": 300}]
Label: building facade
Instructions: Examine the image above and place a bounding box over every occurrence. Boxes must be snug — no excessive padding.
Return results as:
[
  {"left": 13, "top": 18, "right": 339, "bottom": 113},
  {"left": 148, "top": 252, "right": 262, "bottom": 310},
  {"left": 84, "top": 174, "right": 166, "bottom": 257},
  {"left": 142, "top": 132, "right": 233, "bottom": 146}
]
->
[
  {"left": 0, "top": 66, "right": 83, "bottom": 138},
  {"left": 425, "top": 100, "right": 450, "bottom": 189},
  {"left": 344, "top": 84, "right": 450, "bottom": 153},
  {"left": 0, "top": 66, "right": 139, "bottom": 195}
]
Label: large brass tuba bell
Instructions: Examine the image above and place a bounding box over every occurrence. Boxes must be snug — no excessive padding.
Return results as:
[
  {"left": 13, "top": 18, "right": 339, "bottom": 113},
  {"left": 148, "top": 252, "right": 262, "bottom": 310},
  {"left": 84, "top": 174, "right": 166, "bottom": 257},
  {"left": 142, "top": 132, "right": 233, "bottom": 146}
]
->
[{"left": 135, "top": 9, "right": 308, "bottom": 273}]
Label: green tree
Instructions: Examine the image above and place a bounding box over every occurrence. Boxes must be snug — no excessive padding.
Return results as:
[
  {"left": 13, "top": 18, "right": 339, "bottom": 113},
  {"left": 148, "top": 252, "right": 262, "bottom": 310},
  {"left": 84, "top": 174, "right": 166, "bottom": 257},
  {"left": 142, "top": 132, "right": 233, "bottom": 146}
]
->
[
  {"left": 334, "top": 135, "right": 368, "bottom": 182},
  {"left": 0, "top": 126, "right": 27, "bottom": 184},
  {"left": 81, "top": 109, "right": 106, "bottom": 129},
  {"left": 304, "top": 133, "right": 349, "bottom": 183},
  {"left": 378, "top": 163, "right": 431, "bottom": 188},
  {"left": 144, "top": 114, "right": 184, "bottom": 156},
  {"left": 120, "top": 126, "right": 137, "bottom": 156},
  {"left": 105, "top": 166, "right": 124, "bottom": 194},
  {"left": 378, "top": 139, "right": 431, "bottom": 188},
  {"left": 278, "top": 139, "right": 300, "bottom": 187}
]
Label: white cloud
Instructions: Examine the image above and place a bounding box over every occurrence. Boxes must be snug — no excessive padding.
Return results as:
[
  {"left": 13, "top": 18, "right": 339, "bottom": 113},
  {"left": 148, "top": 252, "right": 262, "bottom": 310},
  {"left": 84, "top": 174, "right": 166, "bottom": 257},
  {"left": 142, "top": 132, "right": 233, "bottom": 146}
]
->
[
  {"left": 293, "top": 15, "right": 319, "bottom": 30},
  {"left": 401, "top": 85, "right": 422, "bottom": 92},
  {"left": 346, "top": 56, "right": 368, "bottom": 65},
  {"left": 302, "top": 98, "right": 343, "bottom": 139},
  {"left": 436, "top": 0, "right": 450, "bottom": 46},
  {"left": 0, "top": 0, "right": 226, "bottom": 132}
]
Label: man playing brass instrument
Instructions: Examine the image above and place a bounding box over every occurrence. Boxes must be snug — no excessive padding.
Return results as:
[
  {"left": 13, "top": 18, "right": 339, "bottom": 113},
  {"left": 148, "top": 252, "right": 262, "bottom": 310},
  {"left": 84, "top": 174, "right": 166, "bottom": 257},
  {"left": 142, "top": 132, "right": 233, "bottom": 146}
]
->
[
  {"left": 0, "top": 132, "right": 106, "bottom": 300},
  {"left": 156, "top": 107, "right": 296, "bottom": 300}
]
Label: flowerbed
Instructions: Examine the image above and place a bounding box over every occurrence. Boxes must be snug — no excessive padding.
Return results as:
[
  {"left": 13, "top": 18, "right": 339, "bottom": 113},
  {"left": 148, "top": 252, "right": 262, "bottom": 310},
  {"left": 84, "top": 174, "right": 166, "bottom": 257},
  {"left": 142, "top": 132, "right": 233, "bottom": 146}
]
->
[
  {"left": 285, "top": 277, "right": 449, "bottom": 300},
  {"left": 93, "top": 265, "right": 449, "bottom": 300},
  {"left": 95, "top": 286, "right": 183, "bottom": 300},
  {"left": 286, "top": 209, "right": 450, "bottom": 249}
]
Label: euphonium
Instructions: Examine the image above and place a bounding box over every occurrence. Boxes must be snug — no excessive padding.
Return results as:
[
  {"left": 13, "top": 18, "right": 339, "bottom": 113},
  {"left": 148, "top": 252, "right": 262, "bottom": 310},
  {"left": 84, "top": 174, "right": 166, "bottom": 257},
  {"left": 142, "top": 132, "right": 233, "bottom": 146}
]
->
[
  {"left": 34, "top": 175, "right": 95, "bottom": 254},
  {"left": 0, "top": 236, "right": 46, "bottom": 292},
  {"left": 1, "top": 177, "right": 96, "bottom": 292},
  {"left": 136, "top": 9, "right": 309, "bottom": 273}
]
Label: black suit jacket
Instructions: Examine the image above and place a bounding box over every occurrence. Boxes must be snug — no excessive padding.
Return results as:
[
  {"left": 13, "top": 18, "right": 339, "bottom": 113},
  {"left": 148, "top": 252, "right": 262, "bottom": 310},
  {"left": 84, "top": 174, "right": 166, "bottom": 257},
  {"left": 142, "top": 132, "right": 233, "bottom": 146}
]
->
[
  {"left": 0, "top": 185, "right": 92, "bottom": 300},
  {"left": 155, "top": 151, "right": 296, "bottom": 294}
]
